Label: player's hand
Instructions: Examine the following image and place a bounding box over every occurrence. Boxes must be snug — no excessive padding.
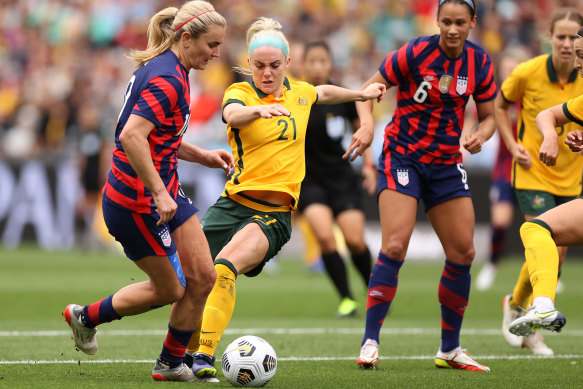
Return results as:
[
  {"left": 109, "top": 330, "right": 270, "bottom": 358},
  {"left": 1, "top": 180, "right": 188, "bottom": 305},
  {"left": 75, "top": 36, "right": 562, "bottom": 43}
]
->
[
  {"left": 257, "top": 104, "right": 290, "bottom": 119},
  {"left": 511, "top": 144, "right": 532, "bottom": 169},
  {"left": 462, "top": 133, "right": 484, "bottom": 154},
  {"left": 539, "top": 136, "right": 559, "bottom": 166},
  {"left": 343, "top": 125, "right": 374, "bottom": 161},
  {"left": 201, "top": 149, "right": 235, "bottom": 175},
  {"left": 361, "top": 82, "right": 386, "bottom": 103},
  {"left": 153, "top": 190, "right": 177, "bottom": 225},
  {"left": 361, "top": 164, "right": 377, "bottom": 195},
  {"left": 566, "top": 130, "right": 583, "bottom": 153}
]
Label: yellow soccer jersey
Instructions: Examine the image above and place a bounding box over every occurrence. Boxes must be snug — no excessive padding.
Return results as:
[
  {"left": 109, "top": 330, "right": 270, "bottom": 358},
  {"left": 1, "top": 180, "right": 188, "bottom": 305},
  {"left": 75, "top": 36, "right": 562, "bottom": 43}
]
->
[
  {"left": 221, "top": 77, "right": 318, "bottom": 210},
  {"left": 501, "top": 54, "right": 583, "bottom": 196},
  {"left": 564, "top": 93, "right": 583, "bottom": 126}
]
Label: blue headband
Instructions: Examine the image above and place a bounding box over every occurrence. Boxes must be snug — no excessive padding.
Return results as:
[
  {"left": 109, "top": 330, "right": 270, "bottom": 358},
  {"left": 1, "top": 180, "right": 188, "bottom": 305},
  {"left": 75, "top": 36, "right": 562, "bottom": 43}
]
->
[
  {"left": 249, "top": 35, "right": 288, "bottom": 56},
  {"left": 439, "top": 0, "right": 475, "bottom": 11}
]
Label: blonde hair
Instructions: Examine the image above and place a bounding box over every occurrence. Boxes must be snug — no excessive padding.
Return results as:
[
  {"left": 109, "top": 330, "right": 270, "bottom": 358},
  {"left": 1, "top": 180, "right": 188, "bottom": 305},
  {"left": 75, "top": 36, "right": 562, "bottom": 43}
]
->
[
  {"left": 127, "top": 1, "right": 226, "bottom": 68},
  {"left": 234, "top": 17, "right": 290, "bottom": 75}
]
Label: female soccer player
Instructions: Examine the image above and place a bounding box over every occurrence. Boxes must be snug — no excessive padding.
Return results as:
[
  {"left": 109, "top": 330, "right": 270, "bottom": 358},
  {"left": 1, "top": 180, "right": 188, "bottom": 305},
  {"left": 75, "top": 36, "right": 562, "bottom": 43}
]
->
[
  {"left": 184, "top": 17, "right": 385, "bottom": 380},
  {"left": 62, "top": 1, "right": 234, "bottom": 382},
  {"left": 347, "top": 0, "right": 496, "bottom": 371},
  {"left": 298, "top": 41, "right": 376, "bottom": 318},
  {"left": 497, "top": 8, "right": 583, "bottom": 355},
  {"left": 508, "top": 26, "right": 583, "bottom": 338}
]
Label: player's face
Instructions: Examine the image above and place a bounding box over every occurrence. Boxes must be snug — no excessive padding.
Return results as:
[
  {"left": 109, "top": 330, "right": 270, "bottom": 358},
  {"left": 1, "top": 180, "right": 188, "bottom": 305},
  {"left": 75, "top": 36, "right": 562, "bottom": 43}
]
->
[
  {"left": 574, "top": 38, "right": 583, "bottom": 77},
  {"left": 437, "top": 3, "right": 476, "bottom": 58},
  {"left": 549, "top": 19, "right": 581, "bottom": 68},
  {"left": 302, "top": 46, "right": 332, "bottom": 86},
  {"left": 249, "top": 46, "right": 290, "bottom": 97},
  {"left": 186, "top": 24, "right": 224, "bottom": 70}
]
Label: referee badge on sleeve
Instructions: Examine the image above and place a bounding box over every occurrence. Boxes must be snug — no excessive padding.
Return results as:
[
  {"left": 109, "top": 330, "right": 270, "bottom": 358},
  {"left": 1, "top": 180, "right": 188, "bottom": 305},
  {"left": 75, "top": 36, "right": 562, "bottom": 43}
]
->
[{"left": 397, "top": 169, "right": 409, "bottom": 186}]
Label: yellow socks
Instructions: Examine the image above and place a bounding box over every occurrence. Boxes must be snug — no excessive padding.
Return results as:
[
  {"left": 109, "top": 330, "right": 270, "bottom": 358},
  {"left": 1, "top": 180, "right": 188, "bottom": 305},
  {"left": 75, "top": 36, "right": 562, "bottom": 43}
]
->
[
  {"left": 520, "top": 221, "right": 558, "bottom": 303},
  {"left": 510, "top": 261, "right": 533, "bottom": 310},
  {"left": 186, "top": 260, "right": 237, "bottom": 357}
]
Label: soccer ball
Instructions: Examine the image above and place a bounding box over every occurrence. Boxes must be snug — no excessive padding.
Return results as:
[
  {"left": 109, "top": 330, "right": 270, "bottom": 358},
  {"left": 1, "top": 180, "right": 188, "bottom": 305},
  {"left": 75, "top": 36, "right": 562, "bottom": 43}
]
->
[{"left": 221, "top": 335, "right": 277, "bottom": 387}]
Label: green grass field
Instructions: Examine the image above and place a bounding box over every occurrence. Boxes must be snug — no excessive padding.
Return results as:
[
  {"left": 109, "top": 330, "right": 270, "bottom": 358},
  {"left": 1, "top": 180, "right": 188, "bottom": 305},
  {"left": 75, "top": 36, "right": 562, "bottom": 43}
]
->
[{"left": 0, "top": 246, "right": 582, "bottom": 388}]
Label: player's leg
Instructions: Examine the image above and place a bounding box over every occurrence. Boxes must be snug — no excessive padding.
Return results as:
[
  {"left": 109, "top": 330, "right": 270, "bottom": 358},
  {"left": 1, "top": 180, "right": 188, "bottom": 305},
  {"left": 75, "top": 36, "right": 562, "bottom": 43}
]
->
[
  {"left": 304, "top": 203, "right": 356, "bottom": 317},
  {"left": 357, "top": 189, "right": 416, "bottom": 368},
  {"left": 63, "top": 201, "right": 187, "bottom": 356},
  {"left": 509, "top": 199, "right": 583, "bottom": 335},
  {"left": 336, "top": 208, "right": 372, "bottom": 289},
  {"left": 476, "top": 197, "right": 514, "bottom": 291},
  {"left": 152, "top": 212, "right": 217, "bottom": 381},
  {"left": 428, "top": 196, "right": 489, "bottom": 372}
]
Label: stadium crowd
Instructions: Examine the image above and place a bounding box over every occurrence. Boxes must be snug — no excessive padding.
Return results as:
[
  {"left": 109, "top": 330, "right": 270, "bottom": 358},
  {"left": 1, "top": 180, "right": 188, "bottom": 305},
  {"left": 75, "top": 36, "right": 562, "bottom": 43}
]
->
[{"left": 0, "top": 0, "right": 582, "bottom": 249}]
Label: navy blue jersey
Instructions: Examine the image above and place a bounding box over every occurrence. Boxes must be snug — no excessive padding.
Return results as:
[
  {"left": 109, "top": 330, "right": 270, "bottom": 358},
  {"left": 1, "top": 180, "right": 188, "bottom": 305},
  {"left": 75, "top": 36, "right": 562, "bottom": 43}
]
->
[
  {"left": 103, "top": 50, "right": 191, "bottom": 213},
  {"left": 379, "top": 35, "right": 496, "bottom": 165}
]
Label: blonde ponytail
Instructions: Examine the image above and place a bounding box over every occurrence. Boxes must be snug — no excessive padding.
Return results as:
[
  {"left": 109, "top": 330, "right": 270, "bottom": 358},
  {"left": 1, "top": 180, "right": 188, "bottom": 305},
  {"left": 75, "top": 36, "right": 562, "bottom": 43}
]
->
[{"left": 127, "top": 1, "right": 226, "bottom": 68}]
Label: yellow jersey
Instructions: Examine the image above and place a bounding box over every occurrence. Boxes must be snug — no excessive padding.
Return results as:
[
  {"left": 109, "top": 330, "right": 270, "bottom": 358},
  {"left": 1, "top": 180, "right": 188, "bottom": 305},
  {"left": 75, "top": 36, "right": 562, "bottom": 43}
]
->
[
  {"left": 221, "top": 77, "right": 318, "bottom": 211},
  {"left": 500, "top": 54, "right": 583, "bottom": 196},
  {"left": 564, "top": 93, "right": 583, "bottom": 126}
]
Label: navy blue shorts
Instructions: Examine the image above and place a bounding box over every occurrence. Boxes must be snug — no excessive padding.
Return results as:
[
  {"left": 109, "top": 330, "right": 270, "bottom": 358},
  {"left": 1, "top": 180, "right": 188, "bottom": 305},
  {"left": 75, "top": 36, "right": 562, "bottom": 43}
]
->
[
  {"left": 489, "top": 177, "right": 517, "bottom": 205},
  {"left": 102, "top": 186, "right": 198, "bottom": 261},
  {"left": 377, "top": 150, "right": 471, "bottom": 211}
]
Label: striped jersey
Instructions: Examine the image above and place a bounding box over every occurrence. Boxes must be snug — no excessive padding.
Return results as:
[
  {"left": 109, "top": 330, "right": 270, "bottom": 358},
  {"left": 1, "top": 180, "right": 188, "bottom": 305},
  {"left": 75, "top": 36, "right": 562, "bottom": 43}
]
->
[
  {"left": 103, "top": 50, "right": 191, "bottom": 213},
  {"left": 379, "top": 34, "right": 496, "bottom": 165}
]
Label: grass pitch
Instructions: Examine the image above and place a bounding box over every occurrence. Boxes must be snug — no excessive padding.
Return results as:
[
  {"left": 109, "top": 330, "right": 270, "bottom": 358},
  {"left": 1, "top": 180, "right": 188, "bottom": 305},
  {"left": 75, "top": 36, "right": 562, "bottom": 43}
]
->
[{"left": 0, "top": 246, "right": 582, "bottom": 388}]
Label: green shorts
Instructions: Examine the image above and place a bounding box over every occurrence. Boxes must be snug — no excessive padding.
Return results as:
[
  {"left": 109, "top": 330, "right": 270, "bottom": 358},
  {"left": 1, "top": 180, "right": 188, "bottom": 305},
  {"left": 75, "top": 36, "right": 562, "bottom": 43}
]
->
[
  {"left": 515, "top": 189, "right": 577, "bottom": 216},
  {"left": 201, "top": 196, "right": 292, "bottom": 277}
]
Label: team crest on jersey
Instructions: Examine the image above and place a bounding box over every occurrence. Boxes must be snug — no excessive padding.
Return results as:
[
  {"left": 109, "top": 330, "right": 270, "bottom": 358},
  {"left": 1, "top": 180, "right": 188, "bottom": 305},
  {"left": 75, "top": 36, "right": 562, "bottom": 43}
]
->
[
  {"left": 438, "top": 75, "right": 453, "bottom": 93},
  {"left": 298, "top": 97, "right": 308, "bottom": 105},
  {"left": 456, "top": 76, "right": 468, "bottom": 95},
  {"left": 160, "top": 228, "right": 171, "bottom": 247},
  {"left": 397, "top": 169, "right": 409, "bottom": 186}
]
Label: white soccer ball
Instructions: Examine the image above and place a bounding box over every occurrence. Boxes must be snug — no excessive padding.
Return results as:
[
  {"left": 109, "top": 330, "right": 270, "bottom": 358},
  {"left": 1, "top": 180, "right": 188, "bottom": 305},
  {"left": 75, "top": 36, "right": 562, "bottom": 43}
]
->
[{"left": 221, "top": 335, "right": 277, "bottom": 387}]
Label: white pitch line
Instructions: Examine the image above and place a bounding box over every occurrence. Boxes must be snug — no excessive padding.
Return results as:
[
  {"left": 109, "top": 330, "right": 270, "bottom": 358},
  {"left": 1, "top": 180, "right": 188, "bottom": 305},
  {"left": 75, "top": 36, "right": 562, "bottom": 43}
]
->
[
  {"left": 1, "top": 328, "right": 582, "bottom": 337},
  {"left": 1, "top": 355, "right": 583, "bottom": 365}
]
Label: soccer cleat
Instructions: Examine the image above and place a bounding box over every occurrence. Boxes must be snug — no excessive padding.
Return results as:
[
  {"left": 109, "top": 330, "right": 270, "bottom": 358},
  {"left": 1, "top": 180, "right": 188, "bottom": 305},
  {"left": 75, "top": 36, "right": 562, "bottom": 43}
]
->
[
  {"left": 522, "top": 332, "right": 553, "bottom": 356},
  {"left": 192, "top": 353, "right": 217, "bottom": 378},
  {"left": 356, "top": 339, "right": 379, "bottom": 369},
  {"left": 475, "top": 262, "right": 497, "bottom": 291},
  {"left": 152, "top": 359, "right": 195, "bottom": 382},
  {"left": 62, "top": 304, "right": 98, "bottom": 355},
  {"left": 508, "top": 308, "right": 566, "bottom": 336},
  {"left": 337, "top": 298, "right": 358, "bottom": 318},
  {"left": 184, "top": 352, "right": 194, "bottom": 368},
  {"left": 435, "top": 347, "right": 490, "bottom": 372},
  {"left": 502, "top": 294, "right": 523, "bottom": 348}
]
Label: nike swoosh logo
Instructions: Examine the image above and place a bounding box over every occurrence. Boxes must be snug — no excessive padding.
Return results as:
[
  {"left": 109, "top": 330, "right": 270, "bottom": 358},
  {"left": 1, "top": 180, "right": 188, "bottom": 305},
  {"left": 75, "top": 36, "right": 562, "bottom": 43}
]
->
[{"left": 201, "top": 330, "right": 216, "bottom": 334}]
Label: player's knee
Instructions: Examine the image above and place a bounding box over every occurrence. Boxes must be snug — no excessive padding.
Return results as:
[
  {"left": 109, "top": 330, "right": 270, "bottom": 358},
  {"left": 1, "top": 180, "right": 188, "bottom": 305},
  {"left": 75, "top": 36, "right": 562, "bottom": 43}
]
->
[
  {"left": 454, "top": 245, "right": 475, "bottom": 265},
  {"left": 345, "top": 238, "right": 366, "bottom": 254},
  {"left": 156, "top": 281, "right": 185, "bottom": 305},
  {"left": 382, "top": 240, "right": 407, "bottom": 260},
  {"left": 318, "top": 235, "right": 337, "bottom": 253}
]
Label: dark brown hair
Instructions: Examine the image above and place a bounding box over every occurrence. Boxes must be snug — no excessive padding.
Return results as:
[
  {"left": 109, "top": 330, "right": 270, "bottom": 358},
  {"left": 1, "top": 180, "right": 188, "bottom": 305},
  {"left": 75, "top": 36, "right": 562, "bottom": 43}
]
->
[{"left": 437, "top": 0, "right": 477, "bottom": 18}]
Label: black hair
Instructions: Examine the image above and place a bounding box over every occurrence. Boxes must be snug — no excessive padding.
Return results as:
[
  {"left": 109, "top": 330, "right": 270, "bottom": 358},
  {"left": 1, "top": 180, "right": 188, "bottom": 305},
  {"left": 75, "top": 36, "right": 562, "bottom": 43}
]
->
[
  {"left": 303, "top": 41, "right": 331, "bottom": 60},
  {"left": 437, "top": 0, "right": 476, "bottom": 19}
]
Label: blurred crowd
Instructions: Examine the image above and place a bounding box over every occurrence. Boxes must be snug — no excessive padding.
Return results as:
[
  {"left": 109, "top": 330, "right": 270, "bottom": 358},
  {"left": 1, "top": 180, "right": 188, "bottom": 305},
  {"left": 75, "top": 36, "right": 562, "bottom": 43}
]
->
[
  {"left": 2, "top": 0, "right": 582, "bottom": 161},
  {"left": 1, "top": 0, "right": 583, "bottom": 249}
]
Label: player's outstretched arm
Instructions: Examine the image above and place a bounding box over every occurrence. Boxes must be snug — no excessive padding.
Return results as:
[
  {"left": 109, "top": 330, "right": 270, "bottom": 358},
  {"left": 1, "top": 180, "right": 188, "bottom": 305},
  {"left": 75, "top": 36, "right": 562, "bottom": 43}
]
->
[
  {"left": 223, "top": 102, "right": 290, "bottom": 128},
  {"left": 178, "top": 143, "right": 234, "bottom": 175},
  {"left": 343, "top": 72, "right": 390, "bottom": 161},
  {"left": 315, "top": 82, "right": 385, "bottom": 105}
]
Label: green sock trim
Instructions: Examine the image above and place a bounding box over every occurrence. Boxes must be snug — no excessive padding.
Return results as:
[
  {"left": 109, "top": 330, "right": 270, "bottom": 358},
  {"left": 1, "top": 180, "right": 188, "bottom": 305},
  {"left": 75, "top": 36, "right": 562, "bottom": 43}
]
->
[
  {"left": 215, "top": 258, "right": 238, "bottom": 278},
  {"left": 527, "top": 219, "right": 554, "bottom": 239}
]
